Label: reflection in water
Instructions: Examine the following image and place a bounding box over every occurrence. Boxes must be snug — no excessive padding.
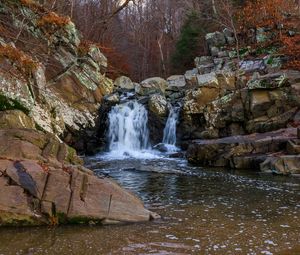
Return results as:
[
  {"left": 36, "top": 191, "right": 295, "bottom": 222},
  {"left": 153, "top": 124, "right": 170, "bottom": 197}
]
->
[{"left": 0, "top": 157, "right": 300, "bottom": 255}]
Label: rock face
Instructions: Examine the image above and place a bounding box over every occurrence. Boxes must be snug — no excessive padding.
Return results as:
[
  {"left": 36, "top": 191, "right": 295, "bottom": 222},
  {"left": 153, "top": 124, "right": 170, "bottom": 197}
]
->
[
  {"left": 0, "top": 1, "right": 114, "bottom": 152},
  {"left": 0, "top": 129, "right": 154, "bottom": 226},
  {"left": 180, "top": 70, "right": 300, "bottom": 140}
]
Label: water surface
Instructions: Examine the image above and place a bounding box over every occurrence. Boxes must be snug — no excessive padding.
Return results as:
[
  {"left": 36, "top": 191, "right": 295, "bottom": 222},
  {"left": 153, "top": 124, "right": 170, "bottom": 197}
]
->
[{"left": 0, "top": 157, "right": 299, "bottom": 255}]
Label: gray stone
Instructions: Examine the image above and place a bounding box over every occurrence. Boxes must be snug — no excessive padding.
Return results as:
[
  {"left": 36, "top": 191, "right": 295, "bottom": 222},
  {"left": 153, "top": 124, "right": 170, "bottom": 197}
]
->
[{"left": 114, "top": 76, "right": 135, "bottom": 90}]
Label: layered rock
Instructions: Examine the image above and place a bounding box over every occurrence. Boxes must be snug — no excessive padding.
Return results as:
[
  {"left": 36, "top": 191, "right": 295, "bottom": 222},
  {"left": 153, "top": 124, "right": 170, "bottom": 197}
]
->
[
  {"left": 0, "top": 129, "right": 154, "bottom": 226},
  {"left": 180, "top": 70, "right": 300, "bottom": 140},
  {"left": 0, "top": 1, "right": 114, "bottom": 152},
  {"left": 187, "top": 128, "right": 300, "bottom": 175}
]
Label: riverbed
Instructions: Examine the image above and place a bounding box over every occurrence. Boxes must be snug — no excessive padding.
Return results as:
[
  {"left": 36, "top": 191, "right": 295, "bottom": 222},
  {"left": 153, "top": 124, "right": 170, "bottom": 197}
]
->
[{"left": 0, "top": 155, "right": 299, "bottom": 255}]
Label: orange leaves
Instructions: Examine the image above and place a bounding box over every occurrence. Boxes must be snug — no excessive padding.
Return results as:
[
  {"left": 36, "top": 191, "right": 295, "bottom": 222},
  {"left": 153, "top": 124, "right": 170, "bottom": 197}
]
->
[
  {"left": 37, "top": 12, "right": 70, "bottom": 31},
  {"left": 19, "top": 0, "right": 45, "bottom": 13},
  {"left": 78, "top": 40, "right": 94, "bottom": 56},
  {"left": 237, "top": 0, "right": 294, "bottom": 31},
  {"left": 282, "top": 34, "right": 300, "bottom": 70},
  {"left": 0, "top": 44, "right": 39, "bottom": 77}
]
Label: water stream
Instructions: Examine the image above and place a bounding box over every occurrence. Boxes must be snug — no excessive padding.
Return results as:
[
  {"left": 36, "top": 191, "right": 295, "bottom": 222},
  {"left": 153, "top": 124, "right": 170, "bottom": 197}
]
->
[
  {"left": 105, "top": 101, "right": 154, "bottom": 159},
  {"left": 1, "top": 102, "right": 299, "bottom": 254},
  {"left": 162, "top": 106, "right": 180, "bottom": 152}
]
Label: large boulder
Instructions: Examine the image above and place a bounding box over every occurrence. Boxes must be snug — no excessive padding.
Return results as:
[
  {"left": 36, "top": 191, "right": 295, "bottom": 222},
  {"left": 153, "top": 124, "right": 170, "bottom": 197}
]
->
[
  {"left": 0, "top": 129, "right": 155, "bottom": 226},
  {"left": 114, "top": 76, "right": 135, "bottom": 90},
  {"left": 136, "top": 77, "right": 167, "bottom": 96}
]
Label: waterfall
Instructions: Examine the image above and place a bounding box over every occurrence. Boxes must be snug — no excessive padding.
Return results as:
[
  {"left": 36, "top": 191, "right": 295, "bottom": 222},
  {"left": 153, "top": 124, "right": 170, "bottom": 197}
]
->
[
  {"left": 162, "top": 106, "right": 180, "bottom": 151},
  {"left": 108, "top": 101, "right": 151, "bottom": 158}
]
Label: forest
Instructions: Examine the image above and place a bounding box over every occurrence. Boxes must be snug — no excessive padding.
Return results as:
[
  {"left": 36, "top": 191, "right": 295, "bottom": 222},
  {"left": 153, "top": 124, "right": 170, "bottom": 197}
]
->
[{"left": 8, "top": 0, "right": 296, "bottom": 81}]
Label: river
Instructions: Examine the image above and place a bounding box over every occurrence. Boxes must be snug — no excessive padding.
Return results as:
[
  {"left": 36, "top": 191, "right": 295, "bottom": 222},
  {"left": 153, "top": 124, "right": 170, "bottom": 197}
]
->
[{"left": 0, "top": 155, "right": 299, "bottom": 255}]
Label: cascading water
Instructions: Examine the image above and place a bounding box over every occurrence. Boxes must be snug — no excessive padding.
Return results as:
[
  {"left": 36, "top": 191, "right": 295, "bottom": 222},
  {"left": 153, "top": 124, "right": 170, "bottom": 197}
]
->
[
  {"left": 107, "top": 101, "right": 154, "bottom": 159},
  {"left": 162, "top": 106, "right": 180, "bottom": 152}
]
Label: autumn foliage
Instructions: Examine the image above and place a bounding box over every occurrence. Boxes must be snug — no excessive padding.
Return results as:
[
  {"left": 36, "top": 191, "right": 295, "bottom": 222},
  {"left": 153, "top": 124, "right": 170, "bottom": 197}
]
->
[
  {"left": 237, "top": 0, "right": 300, "bottom": 70},
  {"left": 0, "top": 45, "right": 39, "bottom": 77},
  {"left": 37, "top": 12, "right": 70, "bottom": 33},
  {"left": 237, "top": 0, "right": 294, "bottom": 31}
]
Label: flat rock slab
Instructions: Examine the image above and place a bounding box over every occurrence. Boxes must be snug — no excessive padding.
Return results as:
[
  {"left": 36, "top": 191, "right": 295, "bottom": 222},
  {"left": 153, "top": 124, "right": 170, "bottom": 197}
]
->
[{"left": 0, "top": 129, "right": 154, "bottom": 226}]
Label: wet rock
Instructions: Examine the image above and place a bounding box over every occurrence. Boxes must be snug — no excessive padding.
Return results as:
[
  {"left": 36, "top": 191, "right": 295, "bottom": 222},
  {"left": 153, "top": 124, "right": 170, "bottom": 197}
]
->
[
  {"left": 105, "top": 93, "right": 120, "bottom": 104},
  {"left": 153, "top": 143, "right": 169, "bottom": 152},
  {"left": 148, "top": 94, "right": 168, "bottom": 117}
]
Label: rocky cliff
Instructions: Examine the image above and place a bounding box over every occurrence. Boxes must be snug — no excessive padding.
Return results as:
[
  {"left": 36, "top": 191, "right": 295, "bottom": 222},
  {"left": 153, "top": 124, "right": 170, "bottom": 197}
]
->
[
  {"left": 0, "top": 0, "right": 114, "bottom": 152},
  {"left": 0, "top": 0, "right": 155, "bottom": 226}
]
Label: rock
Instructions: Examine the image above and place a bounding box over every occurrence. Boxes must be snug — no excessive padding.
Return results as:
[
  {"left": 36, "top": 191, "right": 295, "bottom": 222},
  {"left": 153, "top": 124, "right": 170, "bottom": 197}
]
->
[
  {"left": 105, "top": 93, "right": 120, "bottom": 104},
  {"left": 195, "top": 56, "right": 213, "bottom": 65},
  {"left": 183, "top": 87, "right": 221, "bottom": 115},
  {"left": 136, "top": 77, "right": 167, "bottom": 96},
  {"left": 250, "top": 90, "right": 272, "bottom": 118},
  {"left": 0, "top": 110, "right": 35, "bottom": 129},
  {"left": 187, "top": 128, "right": 298, "bottom": 167},
  {"left": 239, "top": 60, "right": 266, "bottom": 73},
  {"left": 153, "top": 143, "right": 169, "bottom": 152},
  {"left": 148, "top": 94, "right": 168, "bottom": 117},
  {"left": 167, "top": 75, "right": 186, "bottom": 88},
  {"left": 260, "top": 155, "right": 300, "bottom": 175},
  {"left": 286, "top": 140, "right": 300, "bottom": 154},
  {"left": 195, "top": 56, "right": 213, "bottom": 67},
  {"left": 205, "top": 32, "right": 226, "bottom": 47},
  {"left": 184, "top": 69, "right": 198, "bottom": 86},
  {"left": 197, "top": 72, "right": 219, "bottom": 87},
  {"left": 0, "top": 129, "right": 154, "bottom": 226},
  {"left": 210, "top": 46, "right": 220, "bottom": 57},
  {"left": 114, "top": 76, "right": 135, "bottom": 90},
  {"left": 247, "top": 73, "right": 289, "bottom": 90},
  {"left": 223, "top": 28, "right": 236, "bottom": 45},
  {"left": 246, "top": 108, "right": 298, "bottom": 133}
]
